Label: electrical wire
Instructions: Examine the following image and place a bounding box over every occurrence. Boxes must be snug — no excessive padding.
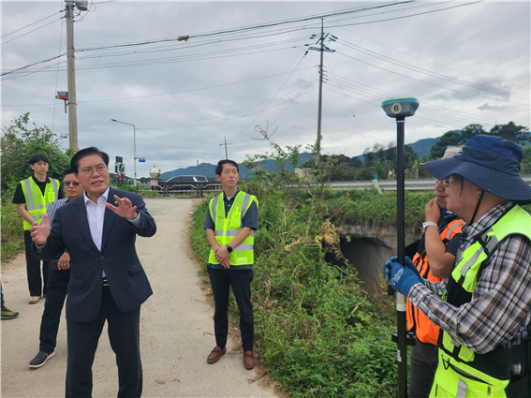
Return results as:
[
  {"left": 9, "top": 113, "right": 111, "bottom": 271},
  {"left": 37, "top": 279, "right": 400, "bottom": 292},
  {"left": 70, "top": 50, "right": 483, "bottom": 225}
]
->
[
  {"left": 2, "top": 17, "right": 64, "bottom": 45},
  {"left": 232, "top": 50, "right": 308, "bottom": 140},
  {"left": 324, "top": 53, "right": 370, "bottom": 148},
  {"left": 334, "top": 50, "right": 529, "bottom": 106},
  {"left": 52, "top": 18, "right": 65, "bottom": 133},
  {"left": 2, "top": 65, "right": 315, "bottom": 107},
  {"left": 1, "top": 10, "right": 62, "bottom": 38},
  {"left": 336, "top": 37, "right": 527, "bottom": 100},
  {"left": 323, "top": 71, "right": 510, "bottom": 124}
]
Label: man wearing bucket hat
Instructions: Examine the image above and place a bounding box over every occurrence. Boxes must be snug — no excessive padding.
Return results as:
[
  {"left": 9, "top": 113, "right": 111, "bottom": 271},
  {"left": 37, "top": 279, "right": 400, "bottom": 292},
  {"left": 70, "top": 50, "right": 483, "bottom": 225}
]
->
[
  {"left": 386, "top": 135, "right": 531, "bottom": 398},
  {"left": 400, "top": 146, "right": 466, "bottom": 398}
]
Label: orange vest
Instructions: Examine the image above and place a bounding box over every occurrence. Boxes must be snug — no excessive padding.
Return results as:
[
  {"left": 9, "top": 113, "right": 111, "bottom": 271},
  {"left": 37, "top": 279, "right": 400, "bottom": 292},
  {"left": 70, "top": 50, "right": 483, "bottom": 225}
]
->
[{"left": 406, "top": 217, "right": 465, "bottom": 345}]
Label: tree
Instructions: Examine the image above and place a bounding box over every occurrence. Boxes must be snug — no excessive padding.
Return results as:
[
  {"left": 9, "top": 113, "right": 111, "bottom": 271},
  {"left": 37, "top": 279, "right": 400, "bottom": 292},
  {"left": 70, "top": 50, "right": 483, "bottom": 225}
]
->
[
  {"left": 521, "top": 145, "right": 531, "bottom": 175},
  {"left": 428, "top": 130, "right": 463, "bottom": 159},
  {"left": 488, "top": 121, "right": 530, "bottom": 145},
  {"left": 1, "top": 113, "right": 72, "bottom": 194},
  {"left": 461, "top": 124, "right": 486, "bottom": 141}
]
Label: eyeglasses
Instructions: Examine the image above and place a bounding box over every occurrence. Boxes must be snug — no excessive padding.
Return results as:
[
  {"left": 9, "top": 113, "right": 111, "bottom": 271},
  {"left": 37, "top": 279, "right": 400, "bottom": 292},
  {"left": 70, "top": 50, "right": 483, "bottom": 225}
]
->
[
  {"left": 443, "top": 174, "right": 461, "bottom": 185},
  {"left": 80, "top": 164, "right": 107, "bottom": 177},
  {"left": 64, "top": 181, "right": 80, "bottom": 186}
]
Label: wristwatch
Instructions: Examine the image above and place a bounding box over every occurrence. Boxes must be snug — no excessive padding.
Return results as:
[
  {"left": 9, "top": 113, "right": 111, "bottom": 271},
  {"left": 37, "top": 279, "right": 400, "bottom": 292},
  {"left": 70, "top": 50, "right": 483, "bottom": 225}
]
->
[
  {"left": 226, "top": 244, "right": 233, "bottom": 253},
  {"left": 422, "top": 221, "right": 438, "bottom": 233}
]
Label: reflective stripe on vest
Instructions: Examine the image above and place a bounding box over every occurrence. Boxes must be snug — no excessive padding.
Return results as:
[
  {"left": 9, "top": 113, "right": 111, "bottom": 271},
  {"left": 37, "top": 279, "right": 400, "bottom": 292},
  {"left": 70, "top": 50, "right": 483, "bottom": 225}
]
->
[
  {"left": 208, "top": 191, "right": 258, "bottom": 265},
  {"left": 406, "top": 218, "right": 465, "bottom": 345},
  {"left": 20, "top": 178, "right": 59, "bottom": 230},
  {"left": 431, "top": 205, "right": 531, "bottom": 397}
]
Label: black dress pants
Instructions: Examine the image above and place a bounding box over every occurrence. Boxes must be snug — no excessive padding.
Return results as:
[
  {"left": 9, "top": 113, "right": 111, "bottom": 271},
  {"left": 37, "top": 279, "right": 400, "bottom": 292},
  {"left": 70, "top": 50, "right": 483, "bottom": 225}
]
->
[
  {"left": 66, "top": 286, "right": 142, "bottom": 398},
  {"left": 207, "top": 266, "right": 254, "bottom": 352},
  {"left": 39, "top": 260, "right": 70, "bottom": 353},
  {"left": 409, "top": 339, "right": 438, "bottom": 398},
  {"left": 24, "top": 230, "right": 48, "bottom": 296}
]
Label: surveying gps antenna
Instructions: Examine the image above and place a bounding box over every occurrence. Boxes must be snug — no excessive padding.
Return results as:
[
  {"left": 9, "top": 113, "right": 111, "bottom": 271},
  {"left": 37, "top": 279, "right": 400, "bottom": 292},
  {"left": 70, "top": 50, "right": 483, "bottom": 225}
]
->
[{"left": 382, "top": 97, "right": 419, "bottom": 398}]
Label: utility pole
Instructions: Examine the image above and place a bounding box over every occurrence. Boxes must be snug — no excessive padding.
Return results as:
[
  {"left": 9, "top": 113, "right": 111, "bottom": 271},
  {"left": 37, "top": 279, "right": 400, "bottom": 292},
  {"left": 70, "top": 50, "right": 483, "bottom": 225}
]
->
[
  {"left": 219, "top": 136, "right": 231, "bottom": 159},
  {"left": 197, "top": 160, "right": 201, "bottom": 175},
  {"left": 316, "top": 19, "right": 324, "bottom": 165},
  {"left": 65, "top": 1, "right": 79, "bottom": 151},
  {"left": 307, "top": 19, "right": 335, "bottom": 165}
]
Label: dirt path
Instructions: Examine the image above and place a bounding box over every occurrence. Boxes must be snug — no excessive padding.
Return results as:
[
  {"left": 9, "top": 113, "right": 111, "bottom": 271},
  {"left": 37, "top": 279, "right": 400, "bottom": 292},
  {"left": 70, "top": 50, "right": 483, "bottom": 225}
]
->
[{"left": 1, "top": 198, "right": 279, "bottom": 398}]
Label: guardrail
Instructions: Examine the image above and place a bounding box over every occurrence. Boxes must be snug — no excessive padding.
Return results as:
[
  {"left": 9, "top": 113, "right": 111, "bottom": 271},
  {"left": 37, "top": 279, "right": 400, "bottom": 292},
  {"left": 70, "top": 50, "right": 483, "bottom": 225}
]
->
[
  {"left": 134, "top": 175, "right": 531, "bottom": 195},
  {"left": 330, "top": 175, "right": 531, "bottom": 191},
  {"left": 137, "top": 183, "right": 222, "bottom": 197}
]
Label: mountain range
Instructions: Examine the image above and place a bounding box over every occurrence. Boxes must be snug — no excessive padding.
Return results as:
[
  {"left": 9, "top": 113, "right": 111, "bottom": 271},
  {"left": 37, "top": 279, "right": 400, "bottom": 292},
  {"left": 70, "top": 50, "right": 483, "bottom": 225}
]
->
[{"left": 159, "top": 136, "right": 441, "bottom": 180}]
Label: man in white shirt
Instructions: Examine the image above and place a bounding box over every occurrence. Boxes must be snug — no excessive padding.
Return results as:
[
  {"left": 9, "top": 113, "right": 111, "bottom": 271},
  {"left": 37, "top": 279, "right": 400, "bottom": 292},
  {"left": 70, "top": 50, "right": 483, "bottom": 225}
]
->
[{"left": 30, "top": 147, "right": 157, "bottom": 398}]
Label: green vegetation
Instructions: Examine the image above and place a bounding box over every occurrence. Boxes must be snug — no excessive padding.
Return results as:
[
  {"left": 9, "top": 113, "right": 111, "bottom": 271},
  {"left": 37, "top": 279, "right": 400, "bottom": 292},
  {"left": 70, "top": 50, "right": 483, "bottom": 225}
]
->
[
  {"left": 189, "top": 141, "right": 531, "bottom": 397},
  {"left": 190, "top": 187, "right": 399, "bottom": 397},
  {"left": 1, "top": 113, "right": 73, "bottom": 262}
]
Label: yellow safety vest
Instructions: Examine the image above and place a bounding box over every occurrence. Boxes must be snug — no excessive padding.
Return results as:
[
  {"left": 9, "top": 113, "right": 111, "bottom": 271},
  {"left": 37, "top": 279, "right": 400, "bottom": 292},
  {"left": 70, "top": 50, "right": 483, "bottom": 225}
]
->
[
  {"left": 430, "top": 205, "right": 531, "bottom": 398},
  {"left": 208, "top": 191, "right": 258, "bottom": 266},
  {"left": 20, "top": 177, "right": 59, "bottom": 230}
]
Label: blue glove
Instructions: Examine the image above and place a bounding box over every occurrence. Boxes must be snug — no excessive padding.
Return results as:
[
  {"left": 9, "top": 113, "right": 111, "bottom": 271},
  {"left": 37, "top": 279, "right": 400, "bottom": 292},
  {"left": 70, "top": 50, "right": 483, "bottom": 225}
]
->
[
  {"left": 384, "top": 258, "right": 423, "bottom": 296},
  {"left": 388, "top": 256, "right": 421, "bottom": 279}
]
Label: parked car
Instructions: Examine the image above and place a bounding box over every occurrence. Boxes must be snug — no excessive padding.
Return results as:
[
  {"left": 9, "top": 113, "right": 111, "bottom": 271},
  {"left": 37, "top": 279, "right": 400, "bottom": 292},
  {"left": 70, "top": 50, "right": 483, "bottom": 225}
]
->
[{"left": 159, "top": 175, "right": 209, "bottom": 192}]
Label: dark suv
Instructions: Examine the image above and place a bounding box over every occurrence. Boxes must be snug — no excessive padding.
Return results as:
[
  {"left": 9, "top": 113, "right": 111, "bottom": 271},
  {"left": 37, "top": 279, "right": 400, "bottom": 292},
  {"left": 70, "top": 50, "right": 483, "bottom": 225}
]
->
[{"left": 159, "top": 175, "right": 209, "bottom": 192}]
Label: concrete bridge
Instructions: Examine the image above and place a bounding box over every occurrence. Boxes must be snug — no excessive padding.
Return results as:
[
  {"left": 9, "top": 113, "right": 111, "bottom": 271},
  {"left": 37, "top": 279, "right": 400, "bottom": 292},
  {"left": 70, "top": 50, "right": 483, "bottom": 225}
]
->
[{"left": 340, "top": 223, "right": 423, "bottom": 294}]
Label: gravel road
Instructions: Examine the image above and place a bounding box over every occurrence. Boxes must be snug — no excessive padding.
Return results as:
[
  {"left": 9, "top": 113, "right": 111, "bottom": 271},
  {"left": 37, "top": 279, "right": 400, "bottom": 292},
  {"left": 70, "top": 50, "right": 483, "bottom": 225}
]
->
[{"left": 1, "top": 198, "right": 278, "bottom": 398}]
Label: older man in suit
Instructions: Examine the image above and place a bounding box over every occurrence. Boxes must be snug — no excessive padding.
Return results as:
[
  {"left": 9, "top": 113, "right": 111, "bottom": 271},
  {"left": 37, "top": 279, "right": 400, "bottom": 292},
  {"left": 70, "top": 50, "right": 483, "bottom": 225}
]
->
[{"left": 30, "top": 147, "right": 157, "bottom": 398}]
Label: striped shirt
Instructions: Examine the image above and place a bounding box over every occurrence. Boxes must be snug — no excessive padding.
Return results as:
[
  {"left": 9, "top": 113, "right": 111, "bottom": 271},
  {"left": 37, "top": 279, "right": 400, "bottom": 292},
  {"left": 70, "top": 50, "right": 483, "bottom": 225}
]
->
[
  {"left": 45, "top": 197, "right": 68, "bottom": 224},
  {"left": 409, "top": 201, "right": 531, "bottom": 375}
]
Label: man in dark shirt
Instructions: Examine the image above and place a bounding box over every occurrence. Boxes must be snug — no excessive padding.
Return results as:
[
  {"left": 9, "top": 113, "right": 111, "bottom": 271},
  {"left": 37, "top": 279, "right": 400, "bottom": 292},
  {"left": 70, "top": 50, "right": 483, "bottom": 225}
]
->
[
  {"left": 204, "top": 159, "right": 259, "bottom": 369},
  {"left": 12, "top": 154, "right": 64, "bottom": 304}
]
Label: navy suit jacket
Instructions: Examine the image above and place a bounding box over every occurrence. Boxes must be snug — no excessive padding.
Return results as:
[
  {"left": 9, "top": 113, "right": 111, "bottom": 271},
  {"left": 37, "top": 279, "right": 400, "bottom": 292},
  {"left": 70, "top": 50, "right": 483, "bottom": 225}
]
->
[{"left": 35, "top": 187, "right": 156, "bottom": 322}]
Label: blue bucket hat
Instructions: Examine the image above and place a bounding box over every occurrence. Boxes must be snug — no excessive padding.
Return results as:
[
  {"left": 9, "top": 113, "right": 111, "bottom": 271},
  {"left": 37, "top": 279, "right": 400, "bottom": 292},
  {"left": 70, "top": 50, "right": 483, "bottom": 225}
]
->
[{"left": 424, "top": 135, "right": 531, "bottom": 205}]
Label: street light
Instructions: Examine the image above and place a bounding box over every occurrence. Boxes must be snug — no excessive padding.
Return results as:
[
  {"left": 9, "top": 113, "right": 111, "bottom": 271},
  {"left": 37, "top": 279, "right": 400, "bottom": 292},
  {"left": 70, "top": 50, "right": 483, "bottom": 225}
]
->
[
  {"left": 111, "top": 119, "right": 137, "bottom": 188},
  {"left": 381, "top": 96, "right": 419, "bottom": 398}
]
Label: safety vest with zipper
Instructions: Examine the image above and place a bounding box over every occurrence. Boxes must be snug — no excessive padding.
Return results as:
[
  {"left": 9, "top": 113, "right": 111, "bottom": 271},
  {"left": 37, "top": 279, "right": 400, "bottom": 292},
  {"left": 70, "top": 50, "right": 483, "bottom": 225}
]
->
[
  {"left": 407, "top": 218, "right": 465, "bottom": 345},
  {"left": 20, "top": 177, "right": 60, "bottom": 230},
  {"left": 430, "top": 204, "right": 531, "bottom": 398},
  {"left": 208, "top": 191, "right": 258, "bottom": 265}
]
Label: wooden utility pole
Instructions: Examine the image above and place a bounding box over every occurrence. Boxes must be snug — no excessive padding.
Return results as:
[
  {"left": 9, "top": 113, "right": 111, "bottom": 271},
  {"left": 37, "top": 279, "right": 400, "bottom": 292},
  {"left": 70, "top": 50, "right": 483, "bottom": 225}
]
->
[{"left": 65, "top": 1, "right": 79, "bottom": 151}]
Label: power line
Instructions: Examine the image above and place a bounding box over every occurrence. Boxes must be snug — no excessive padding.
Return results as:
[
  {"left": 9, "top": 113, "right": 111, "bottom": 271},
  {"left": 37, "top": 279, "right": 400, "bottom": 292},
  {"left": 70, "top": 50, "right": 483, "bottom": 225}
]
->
[
  {"left": 2, "top": 17, "right": 64, "bottom": 45},
  {"left": 1, "top": 10, "right": 62, "bottom": 38},
  {"left": 336, "top": 37, "right": 527, "bottom": 100},
  {"left": 2, "top": 66, "right": 315, "bottom": 107},
  {"left": 323, "top": 71, "right": 512, "bottom": 123},
  {"left": 334, "top": 50, "right": 529, "bottom": 106},
  {"left": 232, "top": 50, "right": 309, "bottom": 140},
  {"left": 323, "top": 53, "right": 369, "bottom": 148}
]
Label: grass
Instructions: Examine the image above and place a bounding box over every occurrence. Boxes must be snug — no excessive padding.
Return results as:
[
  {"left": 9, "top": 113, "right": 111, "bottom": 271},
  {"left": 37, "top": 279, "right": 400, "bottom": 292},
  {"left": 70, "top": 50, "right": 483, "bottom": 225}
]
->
[{"left": 1, "top": 201, "right": 24, "bottom": 263}]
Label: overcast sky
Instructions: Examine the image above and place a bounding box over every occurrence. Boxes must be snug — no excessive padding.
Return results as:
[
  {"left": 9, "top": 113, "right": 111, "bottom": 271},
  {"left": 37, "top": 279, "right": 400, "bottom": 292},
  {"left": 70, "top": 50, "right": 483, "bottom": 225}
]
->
[{"left": 2, "top": 0, "right": 529, "bottom": 178}]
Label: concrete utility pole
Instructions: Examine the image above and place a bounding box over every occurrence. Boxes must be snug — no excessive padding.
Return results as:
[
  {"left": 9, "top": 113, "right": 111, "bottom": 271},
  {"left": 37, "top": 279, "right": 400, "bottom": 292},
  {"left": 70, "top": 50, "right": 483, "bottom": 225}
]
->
[
  {"left": 307, "top": 19, "right": 335, "bottom": 165},
  {"left": 219, "top": 136, "right": 231, "bottom": 159},
  {"left": 65, "top": 1, "right": 79, "bottom": 151},
  {"left": 316, "top": 18, "right": 324, "bottom": 165}
]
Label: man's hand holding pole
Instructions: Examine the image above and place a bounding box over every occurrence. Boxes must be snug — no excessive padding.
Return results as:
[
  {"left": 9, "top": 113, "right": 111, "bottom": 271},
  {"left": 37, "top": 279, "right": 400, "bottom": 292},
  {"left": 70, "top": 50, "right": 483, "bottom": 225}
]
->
[{"left": 30, "top": 213, "right": 51, "bottom": 246}]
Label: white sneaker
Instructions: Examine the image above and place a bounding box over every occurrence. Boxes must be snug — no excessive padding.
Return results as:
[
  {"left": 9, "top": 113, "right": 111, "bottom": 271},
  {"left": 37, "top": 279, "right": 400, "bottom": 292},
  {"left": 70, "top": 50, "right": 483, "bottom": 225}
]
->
[{"left": 28, "top": 296, "right": 40, "bottom": 304}]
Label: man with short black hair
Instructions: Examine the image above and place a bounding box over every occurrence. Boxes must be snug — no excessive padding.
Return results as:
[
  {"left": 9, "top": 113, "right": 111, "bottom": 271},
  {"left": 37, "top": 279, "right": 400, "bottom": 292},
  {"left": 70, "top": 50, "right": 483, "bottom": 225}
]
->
[
  {"left": 205, "top": 159, "right": 259, "bottom": 369},
  {"left": 386, "top": 135, "right": 531, "bottom": 397},
  {"left": 30, "top": 147, "right": 156, "bottom": 398},
  {"left": 12, "top": 153, "right": 64, "bottom": 304},
  {"left": 29, "top": 168, "right": 84, "bottom": 369}
]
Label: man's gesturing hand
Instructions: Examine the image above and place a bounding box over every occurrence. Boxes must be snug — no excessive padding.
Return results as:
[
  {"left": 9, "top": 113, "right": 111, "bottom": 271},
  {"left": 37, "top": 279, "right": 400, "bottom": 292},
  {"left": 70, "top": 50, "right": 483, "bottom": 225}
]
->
[
  {"left": 105, "top": 195, "right": 138, "bottom": 220},
  {"left": 30, "top": 213, "right": 51, "bottom": 246}
]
